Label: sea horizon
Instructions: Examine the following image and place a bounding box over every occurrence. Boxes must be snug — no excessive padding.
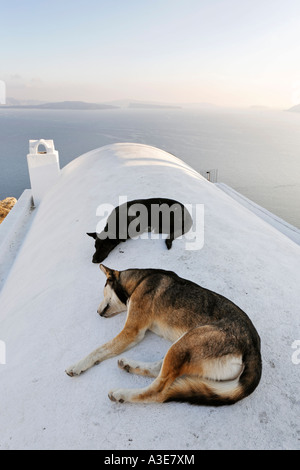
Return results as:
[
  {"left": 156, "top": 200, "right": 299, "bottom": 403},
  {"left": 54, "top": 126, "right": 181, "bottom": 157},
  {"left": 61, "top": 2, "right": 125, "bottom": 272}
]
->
[{"left": 0, "top": 106, "right": 299, "bottom": 229}]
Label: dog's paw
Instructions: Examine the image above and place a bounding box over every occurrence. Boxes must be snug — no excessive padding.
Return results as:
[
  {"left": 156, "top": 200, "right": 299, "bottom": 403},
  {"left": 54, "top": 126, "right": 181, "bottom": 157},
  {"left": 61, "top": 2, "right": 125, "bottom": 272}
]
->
[
  {"left": 165, "top": 238, "right": 173, "bottom": 250},
  {"left": 108, "top": 389, "right": 129, "bottom": 403},
  {"left": 65, "top": 363, "right": 84, "bottom": 377},
  {"left": 118, "top": 358, "right": 132, "bottom": 373}
]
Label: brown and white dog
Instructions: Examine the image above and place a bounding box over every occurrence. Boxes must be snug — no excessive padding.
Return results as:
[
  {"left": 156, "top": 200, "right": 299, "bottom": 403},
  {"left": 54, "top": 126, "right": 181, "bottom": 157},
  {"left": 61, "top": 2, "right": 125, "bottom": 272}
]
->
[{"left": 66, "top": 265, "right": 262, "bottom": 406}]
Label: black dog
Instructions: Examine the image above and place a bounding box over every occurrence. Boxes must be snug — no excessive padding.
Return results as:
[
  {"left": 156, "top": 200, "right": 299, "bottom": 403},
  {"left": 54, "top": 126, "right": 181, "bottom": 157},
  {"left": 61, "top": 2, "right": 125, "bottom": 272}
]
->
[{"left": 87, "top": 198, "right": 193, "bottom": 263}]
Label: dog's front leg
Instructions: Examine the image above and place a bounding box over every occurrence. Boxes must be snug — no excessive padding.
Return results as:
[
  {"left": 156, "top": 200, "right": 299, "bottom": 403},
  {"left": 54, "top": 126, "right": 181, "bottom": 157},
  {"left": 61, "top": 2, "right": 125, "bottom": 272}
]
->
[{"left": 66, "top": 326, "right": 146, "bottom": 377}]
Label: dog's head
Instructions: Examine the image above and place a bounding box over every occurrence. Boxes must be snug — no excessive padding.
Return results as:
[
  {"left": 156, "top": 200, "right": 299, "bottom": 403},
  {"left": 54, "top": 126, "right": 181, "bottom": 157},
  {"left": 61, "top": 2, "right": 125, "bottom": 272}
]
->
[
  {"left": 87, "top": 232, "right": 116, "bottom": 264},
  {"left": 97, "top": 264, "right": 128, "bottom": 318}
]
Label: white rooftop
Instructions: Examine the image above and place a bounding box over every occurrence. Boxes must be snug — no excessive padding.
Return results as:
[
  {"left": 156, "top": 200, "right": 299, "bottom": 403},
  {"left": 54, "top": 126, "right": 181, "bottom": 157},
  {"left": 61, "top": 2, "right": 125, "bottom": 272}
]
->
[{"left": 0, "top": 143, "right": 299, "bottom": 450}]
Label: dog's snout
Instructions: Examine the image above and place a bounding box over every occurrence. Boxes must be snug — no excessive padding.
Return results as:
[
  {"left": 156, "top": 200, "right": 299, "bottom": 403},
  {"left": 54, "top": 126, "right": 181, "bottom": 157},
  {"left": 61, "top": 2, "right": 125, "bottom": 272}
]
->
[
  {"left": 93, "top": 254, "right": 104, "bottom": 264},
  {"left": 98, "top": 305, "right": 109, "bottom": 317}
]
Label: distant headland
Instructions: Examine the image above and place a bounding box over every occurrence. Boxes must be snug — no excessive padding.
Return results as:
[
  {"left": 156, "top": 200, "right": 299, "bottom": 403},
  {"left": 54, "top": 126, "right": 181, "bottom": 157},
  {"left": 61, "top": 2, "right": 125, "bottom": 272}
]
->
[
  {"left": 0, "top": 101, "right": 119, "bottom": 110},
  {"left": 0, "top": 99, "right": 186, "bottom": 110},
  {"left": 287, "top": 104, "right": 300, "bottom": 113},
  {"left": 0, "top": 99, "right": 183, "bottom": 110}
]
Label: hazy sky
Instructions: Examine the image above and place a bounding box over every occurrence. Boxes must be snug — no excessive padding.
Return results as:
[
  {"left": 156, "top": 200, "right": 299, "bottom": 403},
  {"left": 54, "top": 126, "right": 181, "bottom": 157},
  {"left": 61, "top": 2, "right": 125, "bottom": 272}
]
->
[{"left": 1, "top": 0, "right": 300, "bottom": 108}]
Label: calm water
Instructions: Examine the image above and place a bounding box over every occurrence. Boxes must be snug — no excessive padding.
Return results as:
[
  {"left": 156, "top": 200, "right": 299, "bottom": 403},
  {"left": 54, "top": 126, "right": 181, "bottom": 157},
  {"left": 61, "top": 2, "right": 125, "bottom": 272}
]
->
[{"left": 0, "top": 107, "right": 299, "bottom": 228}]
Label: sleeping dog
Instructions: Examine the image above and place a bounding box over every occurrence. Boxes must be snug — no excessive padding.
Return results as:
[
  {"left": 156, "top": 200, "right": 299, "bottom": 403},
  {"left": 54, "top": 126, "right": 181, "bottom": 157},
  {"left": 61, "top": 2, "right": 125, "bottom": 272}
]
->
[
  {"left": 66, "top": 265, "right": 262, "bottom": 406},
  {"left": 87, "top": 198, "right": 193, "bottom": 263}
]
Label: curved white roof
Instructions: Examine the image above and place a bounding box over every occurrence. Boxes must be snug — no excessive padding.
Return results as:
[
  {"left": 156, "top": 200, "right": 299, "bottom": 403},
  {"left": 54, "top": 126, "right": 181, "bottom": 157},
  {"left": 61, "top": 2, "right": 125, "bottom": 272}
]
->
[{"left": 0, "top": 143, "right": 299, "bottom": 449}]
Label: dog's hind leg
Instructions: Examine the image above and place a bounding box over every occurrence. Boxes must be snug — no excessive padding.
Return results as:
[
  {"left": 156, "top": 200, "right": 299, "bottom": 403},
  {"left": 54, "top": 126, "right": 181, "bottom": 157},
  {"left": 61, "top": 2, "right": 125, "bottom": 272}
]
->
[
  {"left": 108, "top": 326, "right": 242, "bottom": 404},
  {"left": 108, "top": 363, "right": 178, "bottom": 403},
  {"left": 109, "top": 331, "right": 191, "bottom": 403},
  {"left": 118, "top": 358, "right": 163, "bottom": 377},
  {"left": 165, "top": 234, "right": 174, "bottom": 250}
]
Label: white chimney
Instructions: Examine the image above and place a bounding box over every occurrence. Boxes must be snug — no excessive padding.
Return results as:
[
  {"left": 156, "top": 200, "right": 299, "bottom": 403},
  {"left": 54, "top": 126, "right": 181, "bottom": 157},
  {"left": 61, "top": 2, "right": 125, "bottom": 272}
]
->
[{"left": 27, "top": 140, "right": 60, "bottom": 206}]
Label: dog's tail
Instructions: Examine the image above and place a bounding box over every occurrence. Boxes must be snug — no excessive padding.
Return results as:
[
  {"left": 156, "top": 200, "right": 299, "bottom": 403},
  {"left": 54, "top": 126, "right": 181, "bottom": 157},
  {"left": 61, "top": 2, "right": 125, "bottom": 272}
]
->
[{"left": 164, "top": 349, "right": 262, "bottom": 406}]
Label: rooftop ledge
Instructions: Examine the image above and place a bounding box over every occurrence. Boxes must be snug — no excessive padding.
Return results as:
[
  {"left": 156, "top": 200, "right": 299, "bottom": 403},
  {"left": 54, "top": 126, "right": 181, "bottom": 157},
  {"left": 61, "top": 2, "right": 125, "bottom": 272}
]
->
[{"left": 0, "top": 142, "right": 299, "bottom": 450}]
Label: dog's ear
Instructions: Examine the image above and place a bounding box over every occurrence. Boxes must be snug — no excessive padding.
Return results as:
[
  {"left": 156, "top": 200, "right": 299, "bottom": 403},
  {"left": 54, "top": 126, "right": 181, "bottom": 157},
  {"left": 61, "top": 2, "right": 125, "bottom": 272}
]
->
[
  {"left": 87, "top": 232, "right": 97, "bottom": 240},
  {"left": 100, "top": 264, "right": 118, "bottom": 280}
]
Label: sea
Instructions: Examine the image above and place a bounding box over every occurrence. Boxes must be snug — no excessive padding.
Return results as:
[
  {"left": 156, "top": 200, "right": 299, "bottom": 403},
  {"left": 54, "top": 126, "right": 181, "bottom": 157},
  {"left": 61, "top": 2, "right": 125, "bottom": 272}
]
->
[{"left": 0, "top": 107, "right": 299, "bottom": 228}]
